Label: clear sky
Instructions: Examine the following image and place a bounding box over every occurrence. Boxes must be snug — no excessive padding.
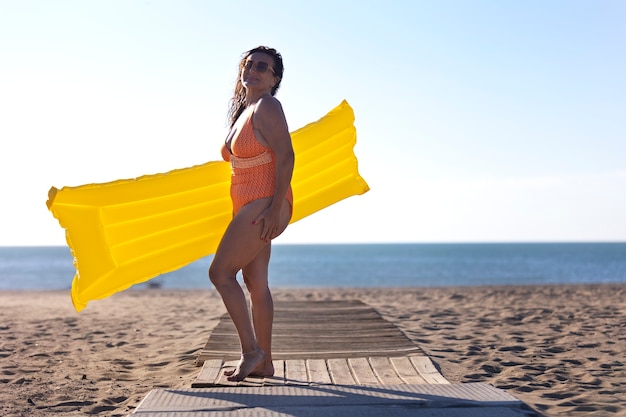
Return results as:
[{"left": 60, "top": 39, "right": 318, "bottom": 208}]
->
[{"left": 1, "top": 0, "right": 625, "bottom": 246}]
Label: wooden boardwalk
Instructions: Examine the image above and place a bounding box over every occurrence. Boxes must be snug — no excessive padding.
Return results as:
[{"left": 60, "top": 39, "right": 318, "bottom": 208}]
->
[
  {"left": 194, "top": 354, "right": 448, "bottom": 387},
  {"left": 193, "top": 300, "right": 443, "bottom": 387},
  {"left": 196, "top": 300, "right": 424, "bottom": 362},
  {"left": 132, "top": 299, "right": 541, "bottom": 416}
]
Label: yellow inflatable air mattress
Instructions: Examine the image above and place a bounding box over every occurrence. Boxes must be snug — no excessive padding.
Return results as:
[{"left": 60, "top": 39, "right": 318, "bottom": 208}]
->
[{"left": 47, "top": 100, "right": 369, "bottom": 311}]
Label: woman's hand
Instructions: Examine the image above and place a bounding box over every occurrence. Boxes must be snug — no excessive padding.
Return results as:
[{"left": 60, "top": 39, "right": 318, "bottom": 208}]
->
[{"left": 253, "top": 204, "right": 282, "bottom": 242}]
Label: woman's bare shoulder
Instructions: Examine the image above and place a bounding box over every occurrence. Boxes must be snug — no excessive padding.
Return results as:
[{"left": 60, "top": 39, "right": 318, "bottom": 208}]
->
[{"left": 255, "top": 96, "right": 284, "bottom": 119}]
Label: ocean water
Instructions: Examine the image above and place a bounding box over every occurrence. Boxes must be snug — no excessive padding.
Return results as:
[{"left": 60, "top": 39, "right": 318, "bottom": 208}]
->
[{"left": 0, "top": 243, "right": 625, "bottom": 291}]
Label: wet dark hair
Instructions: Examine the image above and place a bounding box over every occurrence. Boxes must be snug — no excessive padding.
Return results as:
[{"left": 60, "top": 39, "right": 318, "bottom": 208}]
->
[{"left": 227, "top": 46, "right": 284, "bottom": 128}]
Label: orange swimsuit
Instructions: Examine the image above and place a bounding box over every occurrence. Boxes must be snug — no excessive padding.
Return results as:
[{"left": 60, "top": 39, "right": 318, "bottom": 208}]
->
[{"left": 221, "top": 114, "right": 293, "bottom": 214}]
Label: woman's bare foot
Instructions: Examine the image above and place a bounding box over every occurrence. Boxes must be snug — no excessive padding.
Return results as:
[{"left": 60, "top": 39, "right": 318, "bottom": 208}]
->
[
  {"left": 250, "top": 359, "right": 274, "bottom": 377},
  {"left": 224, "top": 349, "right": 266, "bottom": 381}
]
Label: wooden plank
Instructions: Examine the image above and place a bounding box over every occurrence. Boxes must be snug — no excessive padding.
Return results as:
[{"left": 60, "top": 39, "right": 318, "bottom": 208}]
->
[
  {"left": 285, "top": 359, "right": 308, "bottom": 385},
  {"left": 191, "top": 359, "right": 222, "bottom": 387},
  {"left": 369, "top": 356, "right": 405, "bottom": 385},
  {"left": 411, "top": 356, "right": 450, "bottom": 384},
  {"left": 213, "top": 359, "right": 236, "bottom": 386},
  {"left": 214, "top": 320, "right": 399, "bottom": 329},
  {"left": 201, "top": 336, "right": 420, "bottom": 345},
  {"left": 204, "top": 334, "right": 412, "bottom": 344},
  {"left": 327, "top": 358, "right": 356, "bottom": 385},
  {"left": 268, "top": 342, "right": 420, "bottom": 351},
  {"left": 306, "top": 359, "right": 332, "bottom": 385},
  {"left": 215, "top": 325, "right": 397, "bottom": 332},
  {"left": 274, "top": 310, "right": 378, "bottom": 316},
  {"left": 197, "top": 348, "right": 424, "bottom": 362},
  {"left": 390, "top": 356, "right": 429, "bottom": 384},
  {"left": 349, "top": 357, "right": 379, "bottom": 385},
  {"left": 273, "top": 300, "right": 367, "bottom": 309}
]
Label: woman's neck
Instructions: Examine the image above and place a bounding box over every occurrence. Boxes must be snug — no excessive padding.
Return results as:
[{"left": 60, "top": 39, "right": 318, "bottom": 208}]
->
[{"left": 245, "top": 89, "right": 272, "bottom": 106}]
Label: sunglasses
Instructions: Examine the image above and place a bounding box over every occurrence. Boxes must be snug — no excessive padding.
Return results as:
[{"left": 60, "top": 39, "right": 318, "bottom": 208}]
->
[{"left": 243, "top": 60, "right": 275, "bottom": 74}]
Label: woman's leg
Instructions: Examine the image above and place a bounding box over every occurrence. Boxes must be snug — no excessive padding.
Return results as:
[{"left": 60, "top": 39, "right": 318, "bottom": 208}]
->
[
  {"left": 242, "top": 243, "right": 274, "bottom": 376},
  {"left": 209, "top": 197, "right": 291, "bottom": 381},
  {"left": 241, "top": 198, "right": 291, "bottom": 376},
  {"left": 209, "top": 200, "right": 271, "bottom": 381}
]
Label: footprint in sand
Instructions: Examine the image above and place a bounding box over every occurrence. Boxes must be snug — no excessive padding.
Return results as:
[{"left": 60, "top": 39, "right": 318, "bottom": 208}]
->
[{"left": 498, "top": 345, "right": 527, "bottom": 353}]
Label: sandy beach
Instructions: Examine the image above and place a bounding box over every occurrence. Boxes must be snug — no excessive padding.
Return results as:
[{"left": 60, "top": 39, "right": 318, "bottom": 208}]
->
[{"left": 1, "top": 284, "right": 625, "bottom": 416}]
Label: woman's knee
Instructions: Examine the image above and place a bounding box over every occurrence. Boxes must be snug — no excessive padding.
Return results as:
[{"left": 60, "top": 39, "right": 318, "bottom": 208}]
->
[{"left": 208, "top": 264, "right": 235, "bottom": 287}]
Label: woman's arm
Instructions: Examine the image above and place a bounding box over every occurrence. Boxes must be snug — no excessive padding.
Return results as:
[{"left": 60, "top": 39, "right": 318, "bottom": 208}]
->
[{"left": 252, "top": 96, "right": 295, "bottom": 240}]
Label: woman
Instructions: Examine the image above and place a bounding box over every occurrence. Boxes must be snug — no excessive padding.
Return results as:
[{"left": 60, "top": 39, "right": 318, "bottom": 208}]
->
[{"left": 209, "top": 46, "right": 294, "bottom": 382}]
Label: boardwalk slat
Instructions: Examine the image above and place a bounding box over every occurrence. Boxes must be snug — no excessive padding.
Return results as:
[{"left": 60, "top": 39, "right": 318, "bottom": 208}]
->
[
  {"left": 306, "top": 359, "right": 332, "bottom": 385},
  {"left": 213, "top": 360, "right": 235, "bottom": 386},
  {"left": 368, "top": 356, "right": 406, "bottom": 385},
  {"left": 285, "top": 359, "right": 308, "bottom": 385},
  {"left": 327, "top": 358, "right": 356, "bottom": 385},
  {"left": 349, "top": 357, "right": 380, "bottom": 385},
  {"left": 204, "top": 335, "right": 412, "bottom": 344},
  {"left": 411, "top": 356, "right": 450, "bottom": 384},
  {"left": 213, "top": 322, "right": 400, "bottom": 330},
  {"left": 197, "top": 348, "right": 423, "bottom": 362},
  {"left": 390, "top": 356, "right": 429, "bottom": 384},
  {"left": 200, "top": 340, "right": 411, "bottom": 349},
  {"left": 191, "top": 359, "right": 222, "bottom": 387}
]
